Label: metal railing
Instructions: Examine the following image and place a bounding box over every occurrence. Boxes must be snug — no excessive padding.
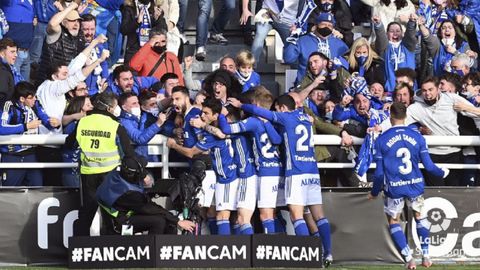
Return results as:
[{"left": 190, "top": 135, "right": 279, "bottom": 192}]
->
[{"left": 1, "top": 134, "right": 480, "bottom": 179}]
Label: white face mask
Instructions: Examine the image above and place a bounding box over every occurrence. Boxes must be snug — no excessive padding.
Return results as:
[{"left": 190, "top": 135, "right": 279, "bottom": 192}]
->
[
  {"left": 462, "top": 91, "right": 475, "bottom": 99},
  {"left": 131, "top": 107, "right": 141, "bottom": 118},
  {"left": 149, "top": 107, "right": 159, "bottom": 117},
  {"left": 113, "top": 105, "right": 122, "bottom": 117},
  {"left": 442, "top": 38, "right": 455, "bottom": 46},
  {"left": 389, "top": 41, "right": 401, "bottom": 48}
]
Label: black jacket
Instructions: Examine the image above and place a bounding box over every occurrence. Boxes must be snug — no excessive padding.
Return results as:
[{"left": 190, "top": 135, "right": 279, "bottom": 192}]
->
[
  {"left": 0, "top": 61, "right": 14, "bottom": 106},
  {"left": 120, "top": 3, "right": 168, "bottom": 66}
]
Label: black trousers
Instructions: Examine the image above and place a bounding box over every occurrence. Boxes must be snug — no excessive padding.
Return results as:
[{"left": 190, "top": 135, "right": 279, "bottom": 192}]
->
[
  {"left": 36, "top": 146, "right": 63, "bottom": 186},
  {"left": 424, "top": 151, "right": 462, "bottom": 186},
  {"left": 74, "top": 172, "right": 112, "bottom": 236}
]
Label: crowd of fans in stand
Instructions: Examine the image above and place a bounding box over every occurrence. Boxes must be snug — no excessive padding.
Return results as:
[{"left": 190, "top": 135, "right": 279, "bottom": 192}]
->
[{"left": 0, "top": 0, "right": 479, "bottom": 189}]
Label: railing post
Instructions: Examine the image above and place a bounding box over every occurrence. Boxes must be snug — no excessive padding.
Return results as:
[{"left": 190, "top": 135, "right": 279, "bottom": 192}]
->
[{"left": 162, "top": 136, "right": 170, "bottom": 179}]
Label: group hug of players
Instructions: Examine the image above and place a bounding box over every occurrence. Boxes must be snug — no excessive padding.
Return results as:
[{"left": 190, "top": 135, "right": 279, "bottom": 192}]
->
[{"left": 165, "top": 85, "right": 448, "bottom": 269}]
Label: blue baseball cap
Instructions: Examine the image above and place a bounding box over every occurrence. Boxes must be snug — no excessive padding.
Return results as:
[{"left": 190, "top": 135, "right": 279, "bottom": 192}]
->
[{"left": 315, "top": 12, "right": 336, "bottom": 25}]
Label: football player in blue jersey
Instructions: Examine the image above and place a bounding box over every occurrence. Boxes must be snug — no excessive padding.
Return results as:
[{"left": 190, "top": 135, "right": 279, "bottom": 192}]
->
[
  {"left": 167, "top": 98, "right": 238, "bottom": 235},
  {"left": 229, "top": 94, "right": 333, "bottom": 267},
  {"left": 369, "top": 102, "right": 449, "bottom": 269},
  {"left": 214, "top": 87, "right": 286, "bottom": 234},
  {"left": 171, "top": 86, "right": 218, "bottom": 234}
]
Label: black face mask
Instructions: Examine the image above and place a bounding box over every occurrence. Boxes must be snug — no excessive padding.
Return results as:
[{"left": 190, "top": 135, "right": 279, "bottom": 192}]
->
[
  {"left": 317, "top": 27, "right": 332, "bottom": 37},
  {"left": 320, "top": 3, "right": 333, "bottom": 12},
  {"left": 152, "top": 45, "right": 167, "bottom": 54}
]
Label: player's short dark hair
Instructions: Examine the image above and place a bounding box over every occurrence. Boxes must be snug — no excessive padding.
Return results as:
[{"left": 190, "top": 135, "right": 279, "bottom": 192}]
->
[
  {"left": 172, "top": 85, "right": 189, "bottom": 96},
  {"left": 14, "top": 81, "right": 36, "bottom": 100},
  {"left": 276, "top": 94, "right": 296, "bottom": 111},
  {"left": 202, "top": 98, "right": 222, "bottom": 115},
  {"left": 395, "top": 68, "right": 416, "bottom": 82},
  {"left": 81, "top": 13, "right": 96, "bottom": 24},
  {"left": 390, "top": 101, "right": 407, "bottom": 120},
  {"left": 113, "top": 65, "right": 133, "bottom": 81},
  {"left": 225, "top": 105, "right": 241, "bottom": 121},
  {"left": 118, "top": 92, "right": 137, "bottom": 107},
  {"left": 421, "top": 76, "right": 439, "bottom": 88},
  {"left": 160, "top": 73, "right": 179, "bottom": 84},
  {"left": 0, "top": 38, "right": 16, "bottom": 51}
]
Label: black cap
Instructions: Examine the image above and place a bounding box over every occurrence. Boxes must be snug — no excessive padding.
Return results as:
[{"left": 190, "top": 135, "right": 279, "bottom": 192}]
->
[{"left": 122, "top": 155, "right": 148, "bottom": 171}]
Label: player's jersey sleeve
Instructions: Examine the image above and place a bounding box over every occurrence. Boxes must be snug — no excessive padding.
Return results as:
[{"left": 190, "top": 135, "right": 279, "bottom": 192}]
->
[
  {"left": 418, "top": 134, "right": 444, "bottom": 178},
  {"left": 195, "top": 133, "right": 216, "bottom": 151},
  {"left": 241, "top": 104, "right": 281, "bottom": 123},
  {"left": 264, "top": 121, "right": 282, "bottom": 145}
]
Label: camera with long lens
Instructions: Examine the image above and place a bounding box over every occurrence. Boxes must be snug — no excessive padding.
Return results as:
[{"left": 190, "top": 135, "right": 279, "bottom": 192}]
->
[{"left": 168, "top": 159, "right": 207, "bottom": 234}]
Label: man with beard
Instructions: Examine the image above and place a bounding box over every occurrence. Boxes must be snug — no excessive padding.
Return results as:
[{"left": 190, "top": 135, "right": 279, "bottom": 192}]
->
[
  {"left": 130, "top": 28, "right": 184, "bottom": 84},
  {"left": 284, "top": 12, "right": 348, "bottom": 84},
  {"left": 37, "top": 2, "right": 85, "bottom": 84},
  {"left": 297, "top": 52, "right": 343, "bottom": 102},
  {"left": 105, "top": 65, "right": 158, "bottom": 96},
  {"left": 80, "top": 14, "right": 109, "bottom": 97}
]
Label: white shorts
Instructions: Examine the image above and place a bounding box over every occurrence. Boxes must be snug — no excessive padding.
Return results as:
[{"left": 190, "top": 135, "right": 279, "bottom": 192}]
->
[
  {"left": 236, "top": 175, "right": 257, "bottom": 211},
  {"left": 215, "top": 179, "right": 239, "bottom": 211},
  {"left": 384, "top": 195, "right": 425, "bottom": 218},
  {"left": 285, "top": 174, "right": 323, "bottom": 206},
  {"left": 197, "top": 170, "right": 216, "bottom": 208},
  {"left": 257, "top": 176, "right": 286, "bottom": 208}
]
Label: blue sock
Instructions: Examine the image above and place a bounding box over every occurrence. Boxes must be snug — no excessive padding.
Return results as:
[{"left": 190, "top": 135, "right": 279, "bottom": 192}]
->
[
  {"left": 240, "top": 223, "right": 254, "bottom": 235},
  {"left": 274, "top": 216, "right": 286, "bottom": 233},
  {"left": 293, "top": 219, "right": 309, "bottom": 236},
  {"left": 262, "top": 219, "right": 275, "bottom": 234},
  {"left": 416, "top": 218, "right": 430, "bottom": 256},
  {"left": 207, "top": 217, "right": 217, "bottom": 235},
  {"left": 389, "top": 224, "right": 411, "bottom": 261},
  {"left": 217, "top": 220, "right": 231, "bottom": 235},
  {"left": 316, "top": 218, "right": 332, "bottom": 256},
  {"left": 233, "top": 223, "right": 241, "bottom": 235}
]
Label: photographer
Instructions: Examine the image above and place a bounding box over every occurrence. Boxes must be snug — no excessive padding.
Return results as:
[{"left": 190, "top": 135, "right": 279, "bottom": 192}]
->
[{"left": 96, "top": 155, "right": 195, "bottom": 235}]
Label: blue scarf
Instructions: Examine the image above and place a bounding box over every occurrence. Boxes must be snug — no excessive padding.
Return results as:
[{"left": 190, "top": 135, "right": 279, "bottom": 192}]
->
[
  {"left": 384, "top": 43, "right": 415, "bottom": 92},
  {"left": 2, "top": 58, "right": 24, "bottom": 84},
  {"left": 354, "top": 108, "right": 389, "bottom": 177}
]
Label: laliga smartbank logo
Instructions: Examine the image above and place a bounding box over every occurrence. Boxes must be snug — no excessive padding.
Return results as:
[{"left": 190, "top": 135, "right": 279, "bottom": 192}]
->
[{"left": 412, "top": 197, "right": 480, "bottom": 257}]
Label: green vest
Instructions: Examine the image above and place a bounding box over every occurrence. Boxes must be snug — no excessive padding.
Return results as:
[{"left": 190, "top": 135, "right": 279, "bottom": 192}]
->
[{"left": 76, "top": 114, "right": 121, "bottom": 174}]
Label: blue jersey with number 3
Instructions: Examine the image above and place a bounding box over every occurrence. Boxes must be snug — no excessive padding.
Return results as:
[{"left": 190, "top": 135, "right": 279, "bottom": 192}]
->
[{"left": 373, "top": 125, "right": 444, "bottom": 198}]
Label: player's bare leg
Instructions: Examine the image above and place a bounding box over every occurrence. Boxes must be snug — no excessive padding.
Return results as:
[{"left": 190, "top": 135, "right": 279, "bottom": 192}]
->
[{"left": 236, "top": 208, "right": 254, "bottom": 234}]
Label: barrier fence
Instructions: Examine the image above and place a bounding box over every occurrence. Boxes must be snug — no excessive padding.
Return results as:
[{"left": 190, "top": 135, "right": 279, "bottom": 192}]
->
[{"left": 1, "top": 134, "right": 480, "bottom": 179}]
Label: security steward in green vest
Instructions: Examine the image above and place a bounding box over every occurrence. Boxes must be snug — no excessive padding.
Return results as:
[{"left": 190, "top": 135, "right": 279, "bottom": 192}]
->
[
  {"left": 66, "top": 91, "right": 136, "bottom": 236},
  {"left": 96, "top": 155, "right": 195, "bottom": 234}
]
